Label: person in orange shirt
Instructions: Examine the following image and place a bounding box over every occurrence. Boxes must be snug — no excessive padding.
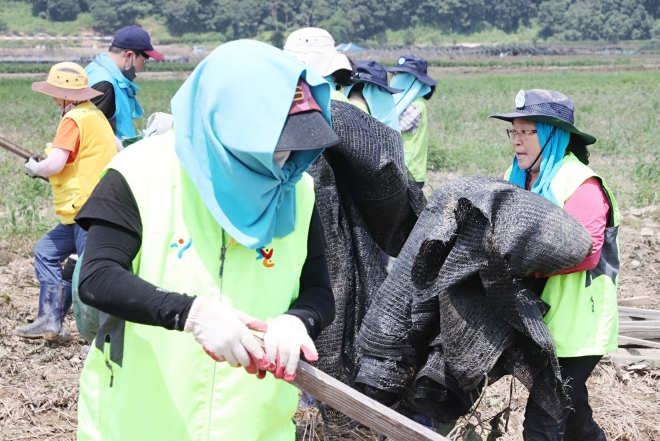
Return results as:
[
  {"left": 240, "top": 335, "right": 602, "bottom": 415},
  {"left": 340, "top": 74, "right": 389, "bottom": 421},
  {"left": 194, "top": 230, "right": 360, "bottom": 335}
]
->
[{"left": 15, "top": 62, "right": 118, "bottom": 340}]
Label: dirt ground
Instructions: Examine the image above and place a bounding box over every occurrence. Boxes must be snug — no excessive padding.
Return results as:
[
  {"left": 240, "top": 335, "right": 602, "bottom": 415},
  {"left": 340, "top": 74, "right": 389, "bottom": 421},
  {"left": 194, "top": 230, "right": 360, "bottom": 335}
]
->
[{"left": 1, "top": 199, "right": 660, "bottom": 440}]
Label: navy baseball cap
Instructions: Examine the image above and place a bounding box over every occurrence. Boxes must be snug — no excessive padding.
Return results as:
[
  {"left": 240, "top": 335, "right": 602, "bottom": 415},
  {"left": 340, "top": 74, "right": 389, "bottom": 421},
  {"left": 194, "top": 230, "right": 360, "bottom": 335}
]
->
[
  {"left": 385, "top": 54, "right": 437, "bottom": 86},
  {"left": 112, "top": 25, "right": 164, "bottom": 61},
  {"left": 353, "top": 60, "right": 403, "bottom": 94}
]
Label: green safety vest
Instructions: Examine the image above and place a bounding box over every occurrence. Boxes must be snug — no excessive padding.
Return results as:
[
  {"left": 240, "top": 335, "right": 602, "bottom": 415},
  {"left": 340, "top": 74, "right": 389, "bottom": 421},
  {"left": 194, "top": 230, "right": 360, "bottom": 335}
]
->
[
  {"left": 330, "top": 89, "right": 351, "bottom": 103},
  {"left": 504, "top": 153, "right": 620, "bottom": 357},
  {"left": 350, "top": 100, "right": 370, "bottom": 115},
  {"left": 402, "top": 97, "right": 429, "bottom": 183},
  {"left": 77, "top": 131, "right": 316, "bottom": 441}
]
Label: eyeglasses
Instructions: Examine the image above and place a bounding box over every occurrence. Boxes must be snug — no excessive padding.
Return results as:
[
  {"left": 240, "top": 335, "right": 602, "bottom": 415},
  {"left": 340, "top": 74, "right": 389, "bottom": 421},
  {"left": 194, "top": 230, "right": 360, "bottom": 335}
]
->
[
  {"left": 506, "top": 128, "right": 537, "bottom": 140},
  {"left": 126, "top": 50, "right": 150, "bottom": 65}
]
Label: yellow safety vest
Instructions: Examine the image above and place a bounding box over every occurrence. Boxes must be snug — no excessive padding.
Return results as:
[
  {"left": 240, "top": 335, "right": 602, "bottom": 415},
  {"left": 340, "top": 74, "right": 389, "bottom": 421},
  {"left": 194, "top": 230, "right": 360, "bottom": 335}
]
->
[{"left": 49, "top": 102, "right": 116, "bottom": 224}]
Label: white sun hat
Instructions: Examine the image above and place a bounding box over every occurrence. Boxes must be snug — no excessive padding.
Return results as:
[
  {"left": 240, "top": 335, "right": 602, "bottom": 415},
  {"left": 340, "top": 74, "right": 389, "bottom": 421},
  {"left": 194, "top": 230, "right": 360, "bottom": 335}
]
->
[{"left": 283, "top": 27, "right": 352, "bottom": 77}]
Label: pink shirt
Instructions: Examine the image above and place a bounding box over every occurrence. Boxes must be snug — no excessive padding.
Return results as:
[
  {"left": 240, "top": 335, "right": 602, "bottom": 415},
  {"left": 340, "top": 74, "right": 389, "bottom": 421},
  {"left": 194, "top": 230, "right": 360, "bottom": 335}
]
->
[{"left": 548, "top": 177, "right": 610, "bottom": 276}]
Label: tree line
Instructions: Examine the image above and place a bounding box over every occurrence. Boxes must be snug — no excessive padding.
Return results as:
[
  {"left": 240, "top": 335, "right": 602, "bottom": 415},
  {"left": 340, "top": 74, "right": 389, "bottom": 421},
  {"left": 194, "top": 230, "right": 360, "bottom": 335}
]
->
[{"left": 28, "top": 0, "right": 660, "bottom": 43}]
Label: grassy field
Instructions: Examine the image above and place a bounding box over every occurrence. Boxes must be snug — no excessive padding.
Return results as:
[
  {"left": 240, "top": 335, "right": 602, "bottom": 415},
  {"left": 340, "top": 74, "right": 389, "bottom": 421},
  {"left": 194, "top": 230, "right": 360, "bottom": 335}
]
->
[{"left": 1, "top": 67, "right": 659, "bottom": 250}]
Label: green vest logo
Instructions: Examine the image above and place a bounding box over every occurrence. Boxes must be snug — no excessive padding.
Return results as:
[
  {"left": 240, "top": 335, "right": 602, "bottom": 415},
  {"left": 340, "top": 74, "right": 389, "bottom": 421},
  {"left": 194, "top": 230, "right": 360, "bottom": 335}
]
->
[
  {"left": 170, "top": 237, "right": 193, "bottom": 258},
  {"left": 256, "top": 246, "right": 275, "bottom": 267}
]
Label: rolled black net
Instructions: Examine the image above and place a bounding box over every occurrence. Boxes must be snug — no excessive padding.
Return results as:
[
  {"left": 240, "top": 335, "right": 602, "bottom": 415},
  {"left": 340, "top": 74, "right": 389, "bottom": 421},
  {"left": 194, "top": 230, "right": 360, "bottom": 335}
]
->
[
  {"left": 356, "top": 176, "right": 593, "bottom": 422},
  {"left": 307, "top": 101, "right": 426, "bottom": 433}
]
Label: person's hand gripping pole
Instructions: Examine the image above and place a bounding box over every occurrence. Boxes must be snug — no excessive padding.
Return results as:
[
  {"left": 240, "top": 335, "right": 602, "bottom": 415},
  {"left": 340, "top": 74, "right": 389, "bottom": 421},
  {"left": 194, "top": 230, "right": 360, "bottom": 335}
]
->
[
  {"left": 263, "top": 314, "right": 318, "bottom": 382},
  {"left": 184, "top": 297, "right": 270, "bottom": 376}
]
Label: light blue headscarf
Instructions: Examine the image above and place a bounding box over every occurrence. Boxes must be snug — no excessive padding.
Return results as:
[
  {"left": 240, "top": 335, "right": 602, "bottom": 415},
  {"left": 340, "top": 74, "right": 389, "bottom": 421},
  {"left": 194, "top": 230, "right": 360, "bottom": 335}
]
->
[
  {"left": 390, "top": 73, "right": 432, "bottom": 116},
  {"left": 344, "top": 83, "right": 401, "bottom": 131},
  {"left": 323, "top": 75, "right": 337, "bottom": 89},
  {"left": 507, "top": 122, "right": 571, "bottom": 206},
  {"left": 171, "top": 40, "right": 332, "bottom": 249}
]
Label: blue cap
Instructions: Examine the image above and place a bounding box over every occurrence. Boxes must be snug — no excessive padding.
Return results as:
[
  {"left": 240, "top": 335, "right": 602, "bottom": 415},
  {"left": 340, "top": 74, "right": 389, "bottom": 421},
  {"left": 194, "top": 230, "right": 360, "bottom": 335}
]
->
[
  {"left": 385, "top": 54, "right": 437, "bottom": 86},
  {"left": 353, "top": 60, "right": 404, "bottom": 94},
  {"left": 112, "top": 25, "right": 164, "bottom": 60}
]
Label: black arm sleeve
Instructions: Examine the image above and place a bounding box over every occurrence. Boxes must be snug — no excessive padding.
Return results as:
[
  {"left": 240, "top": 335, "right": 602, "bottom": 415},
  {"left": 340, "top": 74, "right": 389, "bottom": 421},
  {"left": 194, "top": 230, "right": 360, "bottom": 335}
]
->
[
  {"left": 78, "top": 220, "right": 196, "bottom": 330},
  {"left": 285, "top": 206, "right": 335, "bottom": 340},
  {"left": 90, "top": 81, "right": 117, "bottom": 134},
  {"left": 76, "top": 170, "right": 335, "bottom": 337}
]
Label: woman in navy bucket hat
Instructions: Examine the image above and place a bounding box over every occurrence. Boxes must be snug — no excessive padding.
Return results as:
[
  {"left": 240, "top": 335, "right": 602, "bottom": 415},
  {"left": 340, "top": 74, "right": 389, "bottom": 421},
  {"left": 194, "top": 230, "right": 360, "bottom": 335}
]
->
[
  {"left": 386, "top": 55, "right": 437, "bottom": 188},
  {"left": 491, "top": 90, "right": 618, "bottom": 441},
  {"left": 344, "top": 60, "right": 403, "bottom": 131}
]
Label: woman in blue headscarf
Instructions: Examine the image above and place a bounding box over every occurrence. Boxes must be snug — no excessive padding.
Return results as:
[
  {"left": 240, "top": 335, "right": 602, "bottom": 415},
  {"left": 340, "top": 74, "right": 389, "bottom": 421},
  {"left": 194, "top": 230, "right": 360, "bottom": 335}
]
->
[
  {"left": 491, "top": 89, "right": 618, "bottom": 441},
  {"left": 73, "top": 40, "right": 339, "bottom": 441},
  {"left": 386, "top": 54, "right": 437, "bottom": 189}
]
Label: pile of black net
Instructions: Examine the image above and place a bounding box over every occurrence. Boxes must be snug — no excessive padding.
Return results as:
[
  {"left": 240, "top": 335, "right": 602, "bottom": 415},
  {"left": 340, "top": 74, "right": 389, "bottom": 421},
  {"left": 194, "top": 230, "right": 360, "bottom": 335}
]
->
[
  {"left": 307, "top": 100, "right": 426, "bottom": 433},
  {"left": 356, "top": 176, "right": 593, "bottom": 422}
]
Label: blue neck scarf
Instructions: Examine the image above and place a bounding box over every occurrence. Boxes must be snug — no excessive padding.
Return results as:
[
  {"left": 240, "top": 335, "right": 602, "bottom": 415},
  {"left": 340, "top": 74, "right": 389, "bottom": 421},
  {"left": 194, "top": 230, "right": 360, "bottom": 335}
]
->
[
  {"left": 507, "top": 122, "right": 570, "bottom": 206},
  {"left": 390, "top": 73, "right": 431, "bottom": 116},
  {"left": 344, "top": 82, "right": 401, "bottom": 131},
  {"left": 323, "top": 75, "right": 337, "bottom": 89},
  {"left": 171, "top": 40, "right": 332, "bottom": 249},
  {"left": 92, "top": 53, "right": 143, "bottom": 119}
]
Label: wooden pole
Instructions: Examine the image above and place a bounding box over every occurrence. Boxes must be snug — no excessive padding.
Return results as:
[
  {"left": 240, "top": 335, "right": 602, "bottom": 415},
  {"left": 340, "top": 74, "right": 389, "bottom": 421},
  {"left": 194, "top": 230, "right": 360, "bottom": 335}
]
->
[
  {"left": 0, "top": 134, "right": 48, "bottom": 182},
  {"left": 291, "top": 361, "right": 449, "bottom": 441}
]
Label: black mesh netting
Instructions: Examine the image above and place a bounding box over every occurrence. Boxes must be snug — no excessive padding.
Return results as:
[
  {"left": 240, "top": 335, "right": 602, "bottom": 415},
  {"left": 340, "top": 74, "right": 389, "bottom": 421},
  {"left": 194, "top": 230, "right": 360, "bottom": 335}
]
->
[
  {"left": 355, "top": 176, "right": 593, "bottom": 422},
  {"left": 307, "top": 101, "right": 426, "bottom": 434}
]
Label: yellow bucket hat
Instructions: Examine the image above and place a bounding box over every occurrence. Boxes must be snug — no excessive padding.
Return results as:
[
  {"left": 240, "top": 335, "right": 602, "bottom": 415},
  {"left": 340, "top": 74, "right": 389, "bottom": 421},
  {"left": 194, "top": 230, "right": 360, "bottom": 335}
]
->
[{"left": 31, "top": 62, "right": 103, "bottom": 101}]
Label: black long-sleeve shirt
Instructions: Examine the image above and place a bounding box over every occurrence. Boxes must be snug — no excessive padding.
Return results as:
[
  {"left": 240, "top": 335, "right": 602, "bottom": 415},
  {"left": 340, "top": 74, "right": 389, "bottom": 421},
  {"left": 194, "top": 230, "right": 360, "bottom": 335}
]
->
[
  {"left": 90, "top": 81, "right": 117, "bottom": 134},
  {"left": 75, "top": 169, "right": 335, "bottom": 339}
]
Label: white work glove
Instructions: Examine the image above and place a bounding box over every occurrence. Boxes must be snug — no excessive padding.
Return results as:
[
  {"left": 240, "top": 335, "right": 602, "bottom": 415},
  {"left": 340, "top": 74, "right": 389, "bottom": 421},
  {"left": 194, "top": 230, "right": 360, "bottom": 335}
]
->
[
  {"left": 184, "top": 297, "right": 269, "bottom": 372},
  {"left": 263, "top": 314, "right": 318, "bottom": 382},
  {"left": 144, "top": 112, "right": 174, "bottom": 137},
  {"left": 24, "top": 155, "right": 39, "bottom": 178}
]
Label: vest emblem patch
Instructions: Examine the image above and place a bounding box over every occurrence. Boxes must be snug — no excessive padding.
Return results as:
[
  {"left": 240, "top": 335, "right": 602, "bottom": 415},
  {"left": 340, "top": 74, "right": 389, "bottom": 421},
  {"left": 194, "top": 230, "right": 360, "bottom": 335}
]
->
[
  {"left": 170, "top": 237, "right": 193, "bottom": 259},
  {"left": 256, "top": 247, "right": 275, "bottom": 268}
]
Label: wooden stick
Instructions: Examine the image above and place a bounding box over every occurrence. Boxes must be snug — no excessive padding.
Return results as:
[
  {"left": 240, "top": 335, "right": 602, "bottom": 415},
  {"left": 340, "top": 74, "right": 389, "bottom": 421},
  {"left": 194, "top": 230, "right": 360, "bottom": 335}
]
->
[
  {"left": 610, "top": 348, "right": 660, "bottom": 367},
  {"left": 618, "top": 329, "right": 660, "bottom": 339},
  {"left": 619, "top": 321, "right": 660, "bottom": 328},
  {"left": 619, "top": 306, "right": 660, "bottom": 321},
  {"left": 0, "top": 134, "right": 48, "bottom": 182},
  {"left": 0, "top": 134, "right": 40, "bottom": 160},
  {"left": 291, "top": 361, "right": 448, "bottom": 441},
  {"left": 618, "top": 296, "right": 653, "bottom": 307},
  {"left": 618, "top": 335, "right": 660, "bottom": 349}
]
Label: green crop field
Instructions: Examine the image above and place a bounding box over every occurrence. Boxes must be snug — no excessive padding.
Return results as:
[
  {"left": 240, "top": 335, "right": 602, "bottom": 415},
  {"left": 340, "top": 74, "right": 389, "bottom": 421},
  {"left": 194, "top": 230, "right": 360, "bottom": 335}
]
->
[{"left": 1, "top": 68, "right": 659, "bottom": 252}]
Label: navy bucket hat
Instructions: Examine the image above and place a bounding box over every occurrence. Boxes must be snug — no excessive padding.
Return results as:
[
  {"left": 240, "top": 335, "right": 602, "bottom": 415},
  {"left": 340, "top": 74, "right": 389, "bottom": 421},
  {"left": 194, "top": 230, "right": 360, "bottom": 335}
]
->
[
  {"left": 353, "top": 60, "right": 404, "bottom": 94},
  {"left": 385, "top": 54, "right": 437, "bottom": 86},
  {"left": 489, "top": 89, "right": 596, "bottom": 145}
]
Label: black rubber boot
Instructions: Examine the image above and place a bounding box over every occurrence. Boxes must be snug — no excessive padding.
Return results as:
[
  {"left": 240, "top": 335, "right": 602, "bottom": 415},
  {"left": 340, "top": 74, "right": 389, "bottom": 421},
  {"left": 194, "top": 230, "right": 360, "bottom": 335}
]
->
[{"left": 15, "top": 283, "right": 72, "bottom": 341}]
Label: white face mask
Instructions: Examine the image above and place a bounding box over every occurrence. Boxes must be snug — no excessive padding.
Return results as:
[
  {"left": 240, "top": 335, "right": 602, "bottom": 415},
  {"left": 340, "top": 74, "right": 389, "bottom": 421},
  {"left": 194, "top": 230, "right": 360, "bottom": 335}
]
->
[{"left": 273, "top": 150, "right": 291, "bottom": 168}]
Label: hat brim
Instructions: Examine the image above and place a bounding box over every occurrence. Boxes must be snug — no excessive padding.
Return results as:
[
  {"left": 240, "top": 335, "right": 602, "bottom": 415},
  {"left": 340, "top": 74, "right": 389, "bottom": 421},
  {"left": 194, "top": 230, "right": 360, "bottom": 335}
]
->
[
  {"left": 32, "top": 82, "right": 103, "bottom": 101},
  {"left": 358, "top": 79, "right": 403, "bottom": 94},
  {"left": 144, "top": 49, "right": 165, "bottom": 61},
  {"left": 489, "top": 112, "right": 597, "bottom": 145},
  {"left": 276, "top": 110, "right": 340, "bottom": 152},
  {"left": 385, "top": 66, "right": 437, "bottom": 86}
]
